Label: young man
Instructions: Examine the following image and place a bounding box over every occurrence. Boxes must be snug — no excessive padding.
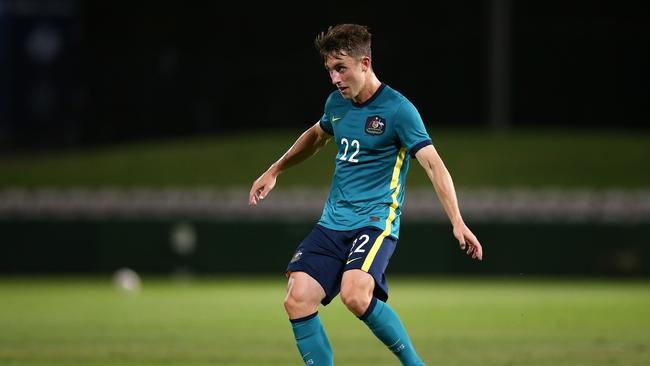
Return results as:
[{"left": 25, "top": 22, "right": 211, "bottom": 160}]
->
[{"left": 249, "top": 23, "right": 483, "bottom": 366}]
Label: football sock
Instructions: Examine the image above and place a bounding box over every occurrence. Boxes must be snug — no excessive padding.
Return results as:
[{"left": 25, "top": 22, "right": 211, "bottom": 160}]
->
[
  {"left": 360, "top": 297, "right": 425, "bottom": 366},
  {"left": 290, "top": 312, "right": 333, "bottom": 365}
]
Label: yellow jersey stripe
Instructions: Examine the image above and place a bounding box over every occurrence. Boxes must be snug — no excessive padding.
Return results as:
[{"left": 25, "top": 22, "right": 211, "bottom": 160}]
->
[{"left": 361, "top": 147, "right": 406, "bottom": 272}]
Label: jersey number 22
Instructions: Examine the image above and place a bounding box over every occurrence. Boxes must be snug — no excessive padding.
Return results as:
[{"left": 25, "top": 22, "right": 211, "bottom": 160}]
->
[{"left": 339, "top": 138, "right": 360, "bottom": 163}]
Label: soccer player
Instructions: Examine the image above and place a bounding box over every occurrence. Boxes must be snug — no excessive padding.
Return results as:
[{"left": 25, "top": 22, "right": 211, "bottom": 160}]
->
[{"left": 249, "top": 23, "right": 483, "bottom": 366}]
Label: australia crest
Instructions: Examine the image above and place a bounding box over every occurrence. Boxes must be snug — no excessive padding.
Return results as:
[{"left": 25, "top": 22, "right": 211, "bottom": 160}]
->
[
  {"left": 365, "top": 115, "right": 386, "bottom": 135},
  {"left": 290, "top": 250, "right": 303, "bottom": 263}
]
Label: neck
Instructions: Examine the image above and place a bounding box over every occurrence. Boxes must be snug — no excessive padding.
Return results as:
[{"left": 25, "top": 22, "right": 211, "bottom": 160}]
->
[{"left": 353, "top": 73, "right": 382, "bottom": 104}]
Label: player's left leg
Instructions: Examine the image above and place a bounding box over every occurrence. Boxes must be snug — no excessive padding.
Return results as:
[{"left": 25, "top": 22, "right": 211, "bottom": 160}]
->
[
  {"left": 341, "top": 270, "right": 425, "bottom": 366},
  {"left": 341, "top": 226, "right": 426, "bottom": 366}
]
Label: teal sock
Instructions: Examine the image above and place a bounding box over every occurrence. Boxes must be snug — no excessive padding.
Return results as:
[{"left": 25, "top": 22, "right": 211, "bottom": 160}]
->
[
  {"left": 360, "top": 297, "right": 425, "bottom": 366},
  {"left": 290, "top": 312, "right": 333, "bottom": 366}
]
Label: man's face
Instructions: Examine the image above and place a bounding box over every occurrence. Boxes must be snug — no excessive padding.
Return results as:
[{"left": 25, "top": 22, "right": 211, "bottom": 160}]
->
[{"left": 324, "top": 52, "right": 367, "bottom": 101}]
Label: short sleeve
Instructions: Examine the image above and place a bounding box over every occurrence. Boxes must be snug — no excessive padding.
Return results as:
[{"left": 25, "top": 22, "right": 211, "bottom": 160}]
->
[
  {"left": 394, "top": 100, "right": 432, "bottom": 157},
  {"left": 318, "top": 93, "right": 336, "bottom": 135},
  {"left": 319, "top": 115, "right": 333, "bottom": 135}
]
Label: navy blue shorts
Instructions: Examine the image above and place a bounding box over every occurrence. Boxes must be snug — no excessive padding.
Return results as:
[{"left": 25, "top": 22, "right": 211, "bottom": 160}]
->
[{"left": 286, "top": 224, "right": 397, "bottom": 305}]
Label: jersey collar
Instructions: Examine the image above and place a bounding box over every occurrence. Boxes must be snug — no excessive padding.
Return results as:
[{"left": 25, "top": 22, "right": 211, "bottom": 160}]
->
[{"left": 352, "top": 83, "right": 386, "bottom": 108}]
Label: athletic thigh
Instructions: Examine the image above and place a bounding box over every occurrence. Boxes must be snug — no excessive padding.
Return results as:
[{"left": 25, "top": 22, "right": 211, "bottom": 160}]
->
[
  {"left": 343, "top": 227, "right": 398, "bottom": 302},
  {"left": 284, "top": 271, "right": 326, "bottom": 318},
  {"left": 285, "top": 225, "right": 349, "bottom": 305}
]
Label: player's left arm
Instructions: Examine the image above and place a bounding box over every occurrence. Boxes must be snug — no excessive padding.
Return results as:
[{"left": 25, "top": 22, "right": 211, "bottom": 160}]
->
[{"left": 415, "top": 145, "right": 483, "bottom": 261}]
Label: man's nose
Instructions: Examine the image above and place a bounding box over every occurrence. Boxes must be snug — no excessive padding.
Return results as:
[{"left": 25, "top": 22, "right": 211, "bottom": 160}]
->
[{"left": 330, "top": 71, "right": 341, "bottom": 85}]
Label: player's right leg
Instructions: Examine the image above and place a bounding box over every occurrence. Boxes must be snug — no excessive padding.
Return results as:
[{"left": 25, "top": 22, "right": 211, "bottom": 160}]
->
[
  {"left": 284, "top": 271, "right": 325, "bottom": 319},
  {"left": 284, "top": 224, "right": 348, "bottom": 365},
  {"left": 285, "top": 271, "right": 333, "bottom": 366}
]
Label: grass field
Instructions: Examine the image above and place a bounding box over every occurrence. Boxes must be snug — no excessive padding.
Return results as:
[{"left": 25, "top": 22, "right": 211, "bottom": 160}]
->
[
  {"left": 1, "top": 129, "right": 648, "bottom": 189},
  {"left": 0, "top": 276, "right": 648, "bottom": 366}
]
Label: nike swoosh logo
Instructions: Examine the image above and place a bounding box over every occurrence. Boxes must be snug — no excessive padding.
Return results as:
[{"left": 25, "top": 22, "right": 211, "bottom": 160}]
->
[
  {"left": 346, "top": 257, "right": 363, "bottom": 265},
  {"left": 332, "top": 117, "right": 342, "bottom": 122}
]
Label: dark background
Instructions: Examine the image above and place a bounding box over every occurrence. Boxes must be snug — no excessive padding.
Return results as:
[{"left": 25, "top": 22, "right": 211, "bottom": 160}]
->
[
  {"left": 1, "top": 1, "right": 649, "bottom": 277},
  {"left": 1, "top": 0, "right": 648, "bottom": 151}
]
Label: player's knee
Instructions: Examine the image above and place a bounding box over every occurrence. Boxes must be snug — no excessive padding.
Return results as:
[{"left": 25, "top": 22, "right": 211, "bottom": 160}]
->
[
  {"left": 341, "top": 271, "right": 374, "bottom": 315},
  {"left": 283, "top": 293, "right": 299, "bottom": 314},
  {"left": 340, "top": 288, "right": 371, "bottom": 316},
  {"left": 284, "top": 287, "right": 317, "bottom": 316}
]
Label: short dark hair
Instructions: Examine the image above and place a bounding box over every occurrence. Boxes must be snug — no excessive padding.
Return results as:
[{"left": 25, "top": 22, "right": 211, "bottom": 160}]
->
[{"left": 314, "top": 24, "right": 372, "bottom": 60}]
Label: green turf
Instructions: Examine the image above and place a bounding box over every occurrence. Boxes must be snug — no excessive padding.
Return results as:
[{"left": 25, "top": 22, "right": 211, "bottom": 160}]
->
[
  {"left": 0, "top": 129, "right": 648, "bottom": 189},
  {"left": 0, "top": 276, "right": 648, "bottom": 365}
]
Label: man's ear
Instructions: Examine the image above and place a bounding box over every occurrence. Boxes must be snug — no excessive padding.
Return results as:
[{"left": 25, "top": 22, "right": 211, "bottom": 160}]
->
[{"left": 361, "top": 56, "right": 371, "bottom": 72}]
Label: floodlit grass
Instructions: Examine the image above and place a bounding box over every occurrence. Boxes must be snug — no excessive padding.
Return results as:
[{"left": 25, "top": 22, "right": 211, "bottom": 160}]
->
[
  {"left": 0, "top": 276, "right": 648, "bottom": 365},
  {"left": 0, "top": 129, "right": 648, "bottom": 189}
]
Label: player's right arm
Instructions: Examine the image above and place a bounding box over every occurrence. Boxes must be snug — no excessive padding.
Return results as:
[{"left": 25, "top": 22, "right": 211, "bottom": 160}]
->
[{"left": 249, "top": 122, "right": 332, "bottom": 206}]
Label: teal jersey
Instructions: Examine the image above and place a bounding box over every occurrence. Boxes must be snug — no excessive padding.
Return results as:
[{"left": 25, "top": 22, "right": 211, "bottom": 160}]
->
[{"left": 318, "top": 84, "right": 432, "bottom": 238}]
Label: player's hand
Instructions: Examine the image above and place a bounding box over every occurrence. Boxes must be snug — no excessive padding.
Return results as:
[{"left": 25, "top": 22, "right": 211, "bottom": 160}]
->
[
  {"left": 453, "top": 223, "right": 483, "bottom": 261},
  {"left": 249, "top": 171, "right": 277, "bottom": 206}
]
